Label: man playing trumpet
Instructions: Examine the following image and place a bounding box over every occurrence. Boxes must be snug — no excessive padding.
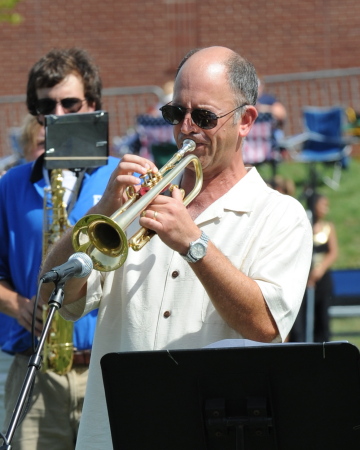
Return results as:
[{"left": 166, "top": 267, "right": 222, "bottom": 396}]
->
[{"left": 41, "top": 46, "right": 313, "bottom": 449}]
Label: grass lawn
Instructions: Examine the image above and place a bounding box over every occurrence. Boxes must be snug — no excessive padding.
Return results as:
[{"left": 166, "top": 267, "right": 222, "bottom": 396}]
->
[
  {"left": 257, "top": 156, "right": 360, "bottom": 347},
  {"left": 330, "top": 317, "right": 360, "bottom": 349},
  {"left": 257, "top": 156, "right": 360, "bottom": 269}
]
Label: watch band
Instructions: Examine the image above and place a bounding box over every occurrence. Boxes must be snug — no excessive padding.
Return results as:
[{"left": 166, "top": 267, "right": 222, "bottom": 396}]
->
[{"left": 180, "top": 231, "right": 209, "bottom": 263}]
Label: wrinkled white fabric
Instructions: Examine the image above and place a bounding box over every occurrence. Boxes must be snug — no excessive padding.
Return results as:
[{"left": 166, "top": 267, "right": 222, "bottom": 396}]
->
[{"left": 62, "top": 167, "right": 312, "bottom": 450}]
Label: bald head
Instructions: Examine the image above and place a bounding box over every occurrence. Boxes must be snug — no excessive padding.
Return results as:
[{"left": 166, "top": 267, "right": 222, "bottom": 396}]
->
[
  {"left": 188, "top": 46, "right": 235, "bottom": 62},
  {"left": 176, "top": 46, "right": 258, "bottom": 106}
]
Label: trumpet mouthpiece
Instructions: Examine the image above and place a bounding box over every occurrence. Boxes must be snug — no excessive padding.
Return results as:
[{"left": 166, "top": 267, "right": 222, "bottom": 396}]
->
[{"left": 179, "top": 139, "right": 196, "bottom": 156}]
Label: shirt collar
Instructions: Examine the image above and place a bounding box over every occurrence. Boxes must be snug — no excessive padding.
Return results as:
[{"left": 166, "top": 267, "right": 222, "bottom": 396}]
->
[
  {"left": 222, "top": 167, "right": 267, "bottom": 213},
  {"left": 29, "top": 152, "right": 98, "bottom": 184},
  {"left": 195, "top": 167, "right": 268, "bottom": 224}
]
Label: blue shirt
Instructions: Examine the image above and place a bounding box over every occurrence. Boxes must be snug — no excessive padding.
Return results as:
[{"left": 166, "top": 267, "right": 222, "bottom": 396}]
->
[
  {"left": 258, "top": 93, "right": 277, "bottom": 106},
  {"left": 0, "top": 313, "right": 15, "bottom": 346},
  {"left": 0, "top": 155, "right": 119, "bottom": 354}
]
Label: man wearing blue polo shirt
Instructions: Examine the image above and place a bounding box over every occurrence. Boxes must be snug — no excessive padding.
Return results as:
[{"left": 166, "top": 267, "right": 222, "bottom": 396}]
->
[{"left": 0, "top": 48, "right": 118, "bottom": 450}]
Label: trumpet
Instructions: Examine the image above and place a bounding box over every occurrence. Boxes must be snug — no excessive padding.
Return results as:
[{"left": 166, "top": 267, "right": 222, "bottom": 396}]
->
[{"left": 72, "top": 139, "right": 202, "bottom": 272}]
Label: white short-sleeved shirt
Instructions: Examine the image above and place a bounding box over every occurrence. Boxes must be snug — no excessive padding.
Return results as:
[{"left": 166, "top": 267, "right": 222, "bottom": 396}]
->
[{"left": 63, "top": 167, "right": 313, "bottom": 450}]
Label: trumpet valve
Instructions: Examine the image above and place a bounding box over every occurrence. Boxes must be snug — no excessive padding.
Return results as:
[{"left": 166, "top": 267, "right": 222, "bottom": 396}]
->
[{"left": 139, "top": 170, "right": 162, "bottom": 196}]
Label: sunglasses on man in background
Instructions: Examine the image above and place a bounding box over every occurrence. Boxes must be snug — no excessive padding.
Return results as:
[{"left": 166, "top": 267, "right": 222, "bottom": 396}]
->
[{"left": 35, "top": 97, "right": 87, "bottom": 124}]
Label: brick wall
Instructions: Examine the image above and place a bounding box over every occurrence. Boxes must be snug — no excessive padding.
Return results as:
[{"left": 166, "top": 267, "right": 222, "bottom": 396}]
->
[
  {"left": 1, "top": 0, "right": 360, "bottom": 160},
  {"left": 1, "top": 0, "right": 360, "bottom": 96}
]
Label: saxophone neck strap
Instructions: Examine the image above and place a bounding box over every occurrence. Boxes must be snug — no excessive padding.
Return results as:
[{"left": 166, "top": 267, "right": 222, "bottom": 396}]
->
[{"left": 67, "top": 168, "right": 86, "bottom": 216}]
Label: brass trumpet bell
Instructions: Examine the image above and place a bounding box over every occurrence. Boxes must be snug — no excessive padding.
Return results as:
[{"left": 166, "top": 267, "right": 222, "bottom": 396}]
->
[
  {"left": 72, "top": 213, "right": 129, "bottom": 272},
  {"left": 72, "top": 139, "right": 202, "bottom": 272}
]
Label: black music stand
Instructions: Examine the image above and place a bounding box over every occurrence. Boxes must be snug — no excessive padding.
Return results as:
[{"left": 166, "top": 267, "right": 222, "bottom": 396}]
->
[
  {"left": 44, "top": 110, "right": 109, "bottom": 170},
  {"left": 101, "top": 341, "right": 360, "bottom": 450}
]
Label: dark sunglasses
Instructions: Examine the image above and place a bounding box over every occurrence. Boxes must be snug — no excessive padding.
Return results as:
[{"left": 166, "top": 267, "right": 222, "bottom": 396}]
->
[
  {"left": 35, "top": 97, "right": 87, "bottom": 116},
  {"left": 160, "top": 102, "right": 248, "bottom": 130}
]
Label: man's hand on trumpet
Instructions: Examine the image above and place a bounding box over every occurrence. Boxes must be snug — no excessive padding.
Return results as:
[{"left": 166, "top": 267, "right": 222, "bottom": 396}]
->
[
  {"left": 89, "top": 154, "right": 158, "bottom": 217},
  {"left": 139, "top": 186, "right": 202, "bottom": 255}
]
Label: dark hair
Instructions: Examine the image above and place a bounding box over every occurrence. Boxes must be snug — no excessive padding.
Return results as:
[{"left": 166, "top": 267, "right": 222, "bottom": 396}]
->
[
  {"left": 26, "top": 47, "right": 102, "bottom": 116},
  {"left": 306, "top": 192, "right": 328, "bottom": 222},
  {"left": 176, "top": 48, "right": 202, "bottom": 77}
]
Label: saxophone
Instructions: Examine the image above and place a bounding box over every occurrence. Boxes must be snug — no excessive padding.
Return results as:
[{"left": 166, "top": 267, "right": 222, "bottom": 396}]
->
[{"left": 41, "top": 169, "right": 74, "bottom": 375}]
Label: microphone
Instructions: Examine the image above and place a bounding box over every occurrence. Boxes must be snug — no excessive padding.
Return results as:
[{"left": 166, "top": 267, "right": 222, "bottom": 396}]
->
[{"left": 41, "top": 252, "right": 93, "bottom": 284}]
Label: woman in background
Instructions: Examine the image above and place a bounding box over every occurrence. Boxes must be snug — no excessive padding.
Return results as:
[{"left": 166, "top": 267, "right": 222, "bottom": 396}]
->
[
  {"left": 290, "top": 193, "right": 338, "bottom": 342},
  {"left": 308, "top": 194, "right": 338, "bottom": 341},
  {"left": 19, "top": 114, "right": 45, "bottom": 162}
]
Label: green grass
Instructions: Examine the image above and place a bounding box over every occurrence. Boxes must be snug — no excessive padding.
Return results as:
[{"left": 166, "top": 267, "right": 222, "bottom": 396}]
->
[
  {"left": 330, "top": 317, "right": 360, "bottom": 349},
  {"left": 257, "top": 157, "right": 360, "bottom": 348},
  {"left": 257, "top": 157, "right": 360, "bottom": 269}
]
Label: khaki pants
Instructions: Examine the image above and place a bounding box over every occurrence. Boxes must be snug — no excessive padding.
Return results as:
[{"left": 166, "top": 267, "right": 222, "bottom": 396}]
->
[
  {"left": 3, "top": 353, "right": 88, "bottom": 450},
  {"left": 0, "top": 351, "right": 13, "bottom": 430}
]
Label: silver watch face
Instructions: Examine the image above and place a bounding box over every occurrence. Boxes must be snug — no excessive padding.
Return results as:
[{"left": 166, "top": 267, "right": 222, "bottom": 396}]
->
[{"left": 190, "top": 242, "right": 206, "bottom": 259}]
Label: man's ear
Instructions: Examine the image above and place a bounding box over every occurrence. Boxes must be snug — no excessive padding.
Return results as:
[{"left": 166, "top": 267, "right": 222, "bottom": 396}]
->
[
  {"left": 239, "top": 105, "right": 258, "bottom": 137},
  {"left": 86, "top": 101, "right": 96, "bottom": 112}
]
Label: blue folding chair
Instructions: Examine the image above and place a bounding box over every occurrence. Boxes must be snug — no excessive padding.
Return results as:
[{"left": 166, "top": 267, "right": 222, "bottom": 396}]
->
[
  {"left": 328, "top": 269, "right": 360, "bottom": 339},
  {"left": 280, "top": 106, "right": 352, "bottom": 190}
]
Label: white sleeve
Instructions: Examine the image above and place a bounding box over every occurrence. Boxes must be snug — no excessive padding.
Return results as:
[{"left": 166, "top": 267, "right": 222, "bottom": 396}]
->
[
  {"left": 60, "top": 269, "right": 104, "bottom": 321},
  {"left": 252, "top": 197, "right": 313, "bottom": 341}
]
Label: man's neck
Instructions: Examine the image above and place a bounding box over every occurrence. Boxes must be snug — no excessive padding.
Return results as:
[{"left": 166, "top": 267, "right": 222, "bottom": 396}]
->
[{"left": 182, "top": 164, "right": 248, "bottom": 220}]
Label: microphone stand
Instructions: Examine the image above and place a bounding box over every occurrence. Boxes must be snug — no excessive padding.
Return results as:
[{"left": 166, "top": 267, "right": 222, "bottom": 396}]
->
[{"left": 0, "top": 282, "right": 65, "bottom": 449}]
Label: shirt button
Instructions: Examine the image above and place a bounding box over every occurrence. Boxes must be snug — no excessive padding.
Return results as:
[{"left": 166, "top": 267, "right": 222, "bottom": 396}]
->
[
  {"left": 172, "top": 271, "right": 179, "bottom": 278},
  {"left": 163, "top": 311, "right": 171, "bottom": 318}
]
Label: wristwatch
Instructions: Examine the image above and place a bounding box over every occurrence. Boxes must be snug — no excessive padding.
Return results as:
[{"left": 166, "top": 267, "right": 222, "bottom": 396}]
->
[{"left": 181, "top": 231, "right": 209, "bottom": 263}]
